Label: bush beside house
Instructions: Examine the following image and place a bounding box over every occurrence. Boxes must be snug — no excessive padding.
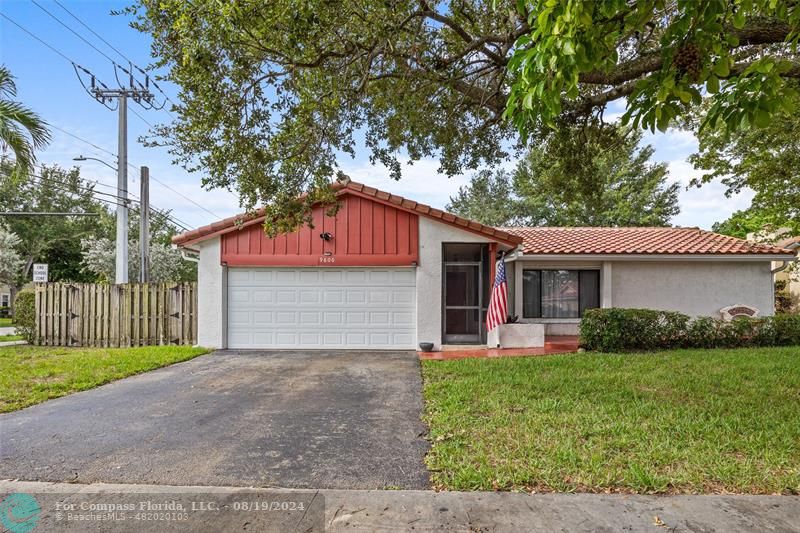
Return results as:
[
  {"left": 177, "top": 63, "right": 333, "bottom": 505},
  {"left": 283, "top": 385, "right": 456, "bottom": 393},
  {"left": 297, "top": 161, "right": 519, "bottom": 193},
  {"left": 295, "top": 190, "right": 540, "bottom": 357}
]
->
[{"left": 580, "top": 308, "right": 800, "bottom": 352}]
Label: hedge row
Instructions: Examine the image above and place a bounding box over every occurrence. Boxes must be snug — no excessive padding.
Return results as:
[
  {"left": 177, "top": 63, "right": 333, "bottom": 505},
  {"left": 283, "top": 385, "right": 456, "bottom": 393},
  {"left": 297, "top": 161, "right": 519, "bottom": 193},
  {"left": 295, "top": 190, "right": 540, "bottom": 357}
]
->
[{"left": 579, "top": 308, "right": 800, "bottom": 352}]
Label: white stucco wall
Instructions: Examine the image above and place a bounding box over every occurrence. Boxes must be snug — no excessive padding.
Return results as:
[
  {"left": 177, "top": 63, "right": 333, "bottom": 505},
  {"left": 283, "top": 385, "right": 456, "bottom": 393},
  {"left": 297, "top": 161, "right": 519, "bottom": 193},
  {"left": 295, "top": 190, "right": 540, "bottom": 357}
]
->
[
  {"left": 197, "top": 236, "right": 226, "bottom": 348},
  {"left": 611, "top": 261, "right": 775, "bottom": 317},
  {"left": 416, "top": 217, "right": 493, "bottom": 349}
]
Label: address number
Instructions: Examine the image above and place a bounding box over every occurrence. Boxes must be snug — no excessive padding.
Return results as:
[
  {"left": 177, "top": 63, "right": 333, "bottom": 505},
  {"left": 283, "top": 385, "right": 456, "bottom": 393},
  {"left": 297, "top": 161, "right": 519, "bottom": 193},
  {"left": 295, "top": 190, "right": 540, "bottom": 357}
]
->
[{"left": 319, "top": 256, "right": 335, "bottom": 263}]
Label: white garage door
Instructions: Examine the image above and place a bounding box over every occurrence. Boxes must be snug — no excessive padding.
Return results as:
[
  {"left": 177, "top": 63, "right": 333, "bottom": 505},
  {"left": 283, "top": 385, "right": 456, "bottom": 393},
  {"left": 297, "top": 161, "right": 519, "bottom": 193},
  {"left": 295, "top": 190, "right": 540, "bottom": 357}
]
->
[{"left": 227, "top": 268, "right": 416, "bottom": 349}]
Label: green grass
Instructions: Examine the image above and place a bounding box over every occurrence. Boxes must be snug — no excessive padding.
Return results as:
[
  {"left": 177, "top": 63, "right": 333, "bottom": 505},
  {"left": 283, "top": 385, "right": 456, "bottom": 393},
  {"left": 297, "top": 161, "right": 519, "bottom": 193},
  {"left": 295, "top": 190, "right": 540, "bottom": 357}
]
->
[
  {"left": 0, "top": 345, "right": 210, "bottom": 412},
  {"left": 422, "top": 347, "right": 800, "bottom": 495},
  {"left": 0, "top": 334, "right": 23, "bottom": 342},
  {"left": 0, "top": 318, "right": 12, "bottom": 327}
]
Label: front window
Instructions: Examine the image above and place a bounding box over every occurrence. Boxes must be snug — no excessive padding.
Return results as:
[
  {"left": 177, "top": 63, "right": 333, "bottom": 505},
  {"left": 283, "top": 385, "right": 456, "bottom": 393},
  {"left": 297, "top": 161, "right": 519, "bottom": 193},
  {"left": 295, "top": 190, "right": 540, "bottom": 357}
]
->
[
  {"left": 0, "top": 294, "right": 9, "bottom": 307},
  {"left": 523, "top": 269, "right": 599, "bottom": 318}
]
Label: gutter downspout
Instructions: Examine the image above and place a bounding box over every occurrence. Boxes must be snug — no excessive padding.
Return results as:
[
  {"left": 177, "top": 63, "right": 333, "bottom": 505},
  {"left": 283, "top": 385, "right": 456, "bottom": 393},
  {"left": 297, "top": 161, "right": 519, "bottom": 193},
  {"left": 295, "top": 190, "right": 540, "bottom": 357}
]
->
[
  {"left": 181, "top": 250, "right": 200, "bottom": 263},
  {"left": 771, "top": 243, "right": 800, "bottom": 274},
  {"left": 172, "top": 244, "right": 200, "bottom": 263}
]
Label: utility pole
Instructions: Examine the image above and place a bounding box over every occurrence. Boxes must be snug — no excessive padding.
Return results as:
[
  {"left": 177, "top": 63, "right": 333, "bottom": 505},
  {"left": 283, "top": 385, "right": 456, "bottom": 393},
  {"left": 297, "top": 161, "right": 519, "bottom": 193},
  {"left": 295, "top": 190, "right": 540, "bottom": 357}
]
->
[
  {"left": 139, "top": 166, "right": 150, "bottom": 283},
  {"left": 75, "top": 63, "right": 158, "bottom": 285},
  {"left": 117, "top": 93, "right": 129, "bottom": 284}
]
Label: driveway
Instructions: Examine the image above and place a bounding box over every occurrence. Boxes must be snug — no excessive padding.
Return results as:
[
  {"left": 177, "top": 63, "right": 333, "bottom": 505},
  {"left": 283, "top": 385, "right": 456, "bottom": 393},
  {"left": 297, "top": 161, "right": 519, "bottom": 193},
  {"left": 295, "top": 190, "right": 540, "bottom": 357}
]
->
[{"left": 0, "top": 350, "right": 430, "bottom": 489}]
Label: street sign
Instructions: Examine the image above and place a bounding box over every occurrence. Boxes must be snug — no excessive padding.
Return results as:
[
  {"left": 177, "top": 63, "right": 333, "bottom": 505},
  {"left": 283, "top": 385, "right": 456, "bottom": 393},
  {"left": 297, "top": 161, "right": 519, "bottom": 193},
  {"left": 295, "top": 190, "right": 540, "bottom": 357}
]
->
[{"left": 32, "top": 263, "right": 48, "bottom": 283}]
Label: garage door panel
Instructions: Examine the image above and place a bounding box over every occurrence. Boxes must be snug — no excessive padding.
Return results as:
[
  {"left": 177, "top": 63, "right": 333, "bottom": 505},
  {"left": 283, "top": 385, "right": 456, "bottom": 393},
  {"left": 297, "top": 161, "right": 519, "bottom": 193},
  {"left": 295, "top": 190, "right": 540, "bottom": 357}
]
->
[{"left": 227, "top": 268, "right": 416, "bottom": 349}]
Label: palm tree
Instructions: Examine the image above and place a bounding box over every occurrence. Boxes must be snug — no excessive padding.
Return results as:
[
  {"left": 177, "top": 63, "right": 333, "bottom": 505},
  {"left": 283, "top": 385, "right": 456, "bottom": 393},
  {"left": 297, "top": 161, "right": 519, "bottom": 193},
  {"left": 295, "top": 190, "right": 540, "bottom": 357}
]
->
[{"left": 0, "top": 65, "right": 50, "bottom": 177}]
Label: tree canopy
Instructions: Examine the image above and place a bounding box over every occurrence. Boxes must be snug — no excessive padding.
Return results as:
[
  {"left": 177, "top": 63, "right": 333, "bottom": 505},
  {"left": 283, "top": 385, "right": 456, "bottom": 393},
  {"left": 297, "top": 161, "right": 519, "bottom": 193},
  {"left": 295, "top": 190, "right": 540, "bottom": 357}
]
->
[
  {"left": 0, "top": 161, "right": 108, "bottom": 289},
  {"left": 128, "top": 0, "right": 800, "bottom": 230},
  {"left": 0, "top": 160, "right": 196, "bottom": 288},
  {"left": 690, "top": 86, "right": 800, "bottom": 233},
  {"left": 447, "top": 122, "right": 680, "bottom": 227}
]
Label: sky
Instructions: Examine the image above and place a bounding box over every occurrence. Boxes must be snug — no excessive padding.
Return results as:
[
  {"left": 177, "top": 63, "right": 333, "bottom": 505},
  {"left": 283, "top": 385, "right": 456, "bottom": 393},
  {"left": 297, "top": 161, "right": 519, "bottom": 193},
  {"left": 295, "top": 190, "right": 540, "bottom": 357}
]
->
[{"left": 0, "top": 0, "right": 753, "bottom": 231}]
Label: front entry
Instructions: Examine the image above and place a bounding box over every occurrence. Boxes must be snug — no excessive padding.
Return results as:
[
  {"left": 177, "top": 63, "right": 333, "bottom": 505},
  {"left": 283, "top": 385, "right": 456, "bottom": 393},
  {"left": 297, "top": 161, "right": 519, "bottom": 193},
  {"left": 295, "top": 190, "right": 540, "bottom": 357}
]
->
[{"left": 442, "top": 243, "right": 490, "bottom": 344}]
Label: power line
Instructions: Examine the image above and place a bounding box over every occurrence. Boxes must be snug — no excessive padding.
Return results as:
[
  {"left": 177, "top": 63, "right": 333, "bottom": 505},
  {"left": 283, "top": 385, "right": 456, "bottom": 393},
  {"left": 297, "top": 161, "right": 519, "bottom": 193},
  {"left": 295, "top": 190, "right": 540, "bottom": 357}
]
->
[
  {"left": 3, "top": 12, "right": 210, "bottom": 226},
  {"left": 0, "top": 12, "right": 76, "bottom": 64},
  {"left": 0, "top": 211, "right": 101, "bottom": 217},
  {"left": 48, "top": 124, "right": 118, "bottom": 159},
  {"left": 30, "top": 0, "right": 118, "bottom": 65},
  {"left": 28, "top": 173, "right": 194, "bottom": 231},
  {"left": 130, "top": 107, "right": 154, "bottom": 128},
  {"left": 52, "top": 0, "right": 131, "bottom": 65},
  {"left": 47, "top": 123, "right": 214, "bottom": 222},
  {"left": 51, "top": 0, "right": 180, "bottom": 116},
  {"left": 126, "top": 161, "right": 223, "bottom": 220}
]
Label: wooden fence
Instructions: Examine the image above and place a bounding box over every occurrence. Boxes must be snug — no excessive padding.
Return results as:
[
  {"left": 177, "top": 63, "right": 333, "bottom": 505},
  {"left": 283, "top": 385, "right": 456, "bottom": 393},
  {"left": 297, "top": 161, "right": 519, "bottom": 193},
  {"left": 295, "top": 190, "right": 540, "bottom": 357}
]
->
[{"left": 35, "top": 283, "right": 197, "bottom": 347}]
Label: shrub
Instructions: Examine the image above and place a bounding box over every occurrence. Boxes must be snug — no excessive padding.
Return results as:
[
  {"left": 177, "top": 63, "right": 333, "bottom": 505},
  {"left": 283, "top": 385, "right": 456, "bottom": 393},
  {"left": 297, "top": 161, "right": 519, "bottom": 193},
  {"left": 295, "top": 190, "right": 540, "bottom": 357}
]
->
[
  {"left": 579, "top": 308, "right": 689, "bottom": 352},
  {"left": 580, "top": 308, "right": 800, "bottom": 352},
  {"left": 13, "top": 290, "right": 36, "bottom": 343}
]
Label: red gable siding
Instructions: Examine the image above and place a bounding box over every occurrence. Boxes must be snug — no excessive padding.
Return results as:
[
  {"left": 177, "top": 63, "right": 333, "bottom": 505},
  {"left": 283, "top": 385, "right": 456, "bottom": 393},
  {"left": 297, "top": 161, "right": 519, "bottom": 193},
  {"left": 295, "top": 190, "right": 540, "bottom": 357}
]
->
[{"left": 221, "top": 194, "right": 419, "bottom": 266}]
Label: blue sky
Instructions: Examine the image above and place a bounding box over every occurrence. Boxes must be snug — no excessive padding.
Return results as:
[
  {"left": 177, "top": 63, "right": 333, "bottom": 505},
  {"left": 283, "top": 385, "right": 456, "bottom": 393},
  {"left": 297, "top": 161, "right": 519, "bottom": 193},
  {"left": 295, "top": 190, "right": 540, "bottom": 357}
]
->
[{"left": 1, "top": 0, "right": 752, "bottom": 230}]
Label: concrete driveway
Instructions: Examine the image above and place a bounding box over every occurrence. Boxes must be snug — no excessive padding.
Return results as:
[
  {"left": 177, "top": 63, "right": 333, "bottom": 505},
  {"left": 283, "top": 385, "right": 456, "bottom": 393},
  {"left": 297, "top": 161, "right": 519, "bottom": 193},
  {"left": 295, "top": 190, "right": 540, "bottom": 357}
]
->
[{"left": 0, "top": 350, "right": 430, "bottom": 489}]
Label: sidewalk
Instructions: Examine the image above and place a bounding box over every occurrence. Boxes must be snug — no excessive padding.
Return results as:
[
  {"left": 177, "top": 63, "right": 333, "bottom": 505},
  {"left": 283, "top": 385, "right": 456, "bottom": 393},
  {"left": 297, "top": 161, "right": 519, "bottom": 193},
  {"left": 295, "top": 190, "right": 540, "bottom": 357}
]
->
[{"left": 0, "top": 480, "right": 797, "bottom": 532}]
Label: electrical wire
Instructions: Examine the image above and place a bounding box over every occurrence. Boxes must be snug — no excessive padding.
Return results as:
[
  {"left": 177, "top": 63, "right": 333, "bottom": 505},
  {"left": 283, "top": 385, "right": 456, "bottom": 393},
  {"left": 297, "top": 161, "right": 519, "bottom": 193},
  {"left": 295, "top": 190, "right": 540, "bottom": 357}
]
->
[
  {"left": 29, "top": 173, "right": 194, "bottom": 232},
  {"left": 0, "top": 12, "right": 77, "bottom": 64},
  {"left": 47, "top": 123, "right": 216, "bottom": 223},
  {"left": 52, "top": 0, "right": 180, "bottom": 115},
  {"left": 52, "top": 0, "right": 131, "bottom": 66},
  {"left": 5, "top": 12, "right": 215, "bottom": 225},
  {"left": 30, "top": 0, "right": 119, "bottom": 65}
]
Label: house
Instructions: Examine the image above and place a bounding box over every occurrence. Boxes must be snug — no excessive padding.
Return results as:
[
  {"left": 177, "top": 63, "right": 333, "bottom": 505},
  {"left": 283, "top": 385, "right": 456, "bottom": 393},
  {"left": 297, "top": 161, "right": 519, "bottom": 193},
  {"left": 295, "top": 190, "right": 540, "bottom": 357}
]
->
[
  {"left": 0, "top": 285, "right": 10, "bottom": 312},
  {"left": 775, "top": 235, "right": 800, "bottom": 307},
  {"left": 172, "top": 180, "right": 796, "bottom": 350},
  {"left": 747, "top": 229, "right": 800, "bottom": 310}
]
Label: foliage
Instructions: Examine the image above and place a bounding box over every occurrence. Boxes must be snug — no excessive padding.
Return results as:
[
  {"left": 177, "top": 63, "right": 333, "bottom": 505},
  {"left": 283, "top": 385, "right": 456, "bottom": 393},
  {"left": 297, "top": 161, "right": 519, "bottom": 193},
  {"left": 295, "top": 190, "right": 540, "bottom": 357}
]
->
[
  {"left": 711, "top": 209, "right": 790, "bottom": 239},
  {"left": 0, "top": 160, "right": 111, "bottom": 287},
  {"left": 690, "top": 88, "right": 800, "bottom": 231},
  {"left": 12, "top": 290, "right": 35, "bottom": 343},
  {"left": 448, "top": 122, "right": 679, "bottom": 226},
  {"left": 422, "top": 346, "right": 800, "bottom": 493},
  {"left": 0, "top": 65, "right": 50, "bottom": 179},
  {"left": 81, "top": 237, "right": 194, "bottom": 283},
  {"left": 0, "top": 223, "right": 23, "bottom": 286},
  {"left": 126, "top": 0, "right": 523, "bottom": 234},
  {"left": 0, "top": 161, "right": 195, "bottom": 284},
  {"left": 446, "top": 170, "right": 521, "bottom": 227},
  {"left": 0, "top": 344, "right": 209, "bottom": 412},
  {"left": 580, "top": 308, "right": 800, "bottom": 352},
  {"left": 128, "top": 1, "right": 800, "bottom": 231},
  {"left": 775, "top": 280, "right": 797, "bottom": 314},
  {"left": 506, "top": 1, "right": 800, "bottom": 135}
]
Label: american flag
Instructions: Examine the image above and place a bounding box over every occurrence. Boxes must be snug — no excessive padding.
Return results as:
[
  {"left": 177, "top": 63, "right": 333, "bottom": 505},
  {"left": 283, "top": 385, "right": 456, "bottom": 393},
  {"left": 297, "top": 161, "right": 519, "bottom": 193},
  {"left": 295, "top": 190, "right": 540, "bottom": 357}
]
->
[{"left": 486, "top": 254, "right": 508, "bottom": 331}]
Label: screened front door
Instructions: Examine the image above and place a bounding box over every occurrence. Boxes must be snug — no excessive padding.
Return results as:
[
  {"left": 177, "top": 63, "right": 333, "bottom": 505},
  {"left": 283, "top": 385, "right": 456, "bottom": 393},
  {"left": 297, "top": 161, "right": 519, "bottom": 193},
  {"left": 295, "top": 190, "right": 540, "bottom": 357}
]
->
[{"left": 442, "top": 243, "right": 488, "bottom": 344}]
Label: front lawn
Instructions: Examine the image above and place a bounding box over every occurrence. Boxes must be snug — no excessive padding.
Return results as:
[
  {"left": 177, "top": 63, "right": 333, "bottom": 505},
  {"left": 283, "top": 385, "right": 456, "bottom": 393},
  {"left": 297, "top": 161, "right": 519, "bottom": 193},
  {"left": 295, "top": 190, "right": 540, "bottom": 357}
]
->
[
  {"left": 0, "top": 334, "right": 23, "bottom": 342},
  {"left": 0, "top": 345, "right": 210, "bottom": 412},
  {"left": 422, "top": 347, "right": 800, "bottom": 494},
  {"left": 0, "top": 318, "right": 12, "bottom": 327}
]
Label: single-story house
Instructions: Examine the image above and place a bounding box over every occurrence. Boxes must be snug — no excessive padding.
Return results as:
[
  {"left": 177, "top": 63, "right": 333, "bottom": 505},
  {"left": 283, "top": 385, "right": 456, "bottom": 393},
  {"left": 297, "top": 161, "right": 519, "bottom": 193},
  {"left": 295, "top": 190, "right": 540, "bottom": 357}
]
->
[
  {"left": 0, "top": 285, "right": 10, "bottom": 309},
  {"left": 172, "top": 179, "right": 796, "bottom": 350}
]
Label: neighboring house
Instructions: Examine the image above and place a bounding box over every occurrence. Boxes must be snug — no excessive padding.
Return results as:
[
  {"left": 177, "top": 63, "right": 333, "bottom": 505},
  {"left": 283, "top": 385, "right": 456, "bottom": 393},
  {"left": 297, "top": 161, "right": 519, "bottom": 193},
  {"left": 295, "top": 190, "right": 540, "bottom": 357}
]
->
[
  {"left": 747, "top": 229, "right": 800, "bottom": 309},
  {"left": 172, "top": 180, "right": 795, "bottom": 350},
  {"left": 776, "top": 236, "right": 800, "bottom": 305},
  {"left": 0, "top": 285, "right": 10, "bottom": 309}
]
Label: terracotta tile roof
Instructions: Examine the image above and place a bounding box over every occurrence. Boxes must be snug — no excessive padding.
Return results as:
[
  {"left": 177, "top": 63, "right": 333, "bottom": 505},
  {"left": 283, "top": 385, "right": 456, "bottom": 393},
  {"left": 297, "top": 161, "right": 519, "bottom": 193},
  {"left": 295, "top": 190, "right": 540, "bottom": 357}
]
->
[
  {"left": 501, "top": 226, "right": 795, "bottom": 256},
  {"left": 172, "top": 179, "right": 523, "bottom": 247}
]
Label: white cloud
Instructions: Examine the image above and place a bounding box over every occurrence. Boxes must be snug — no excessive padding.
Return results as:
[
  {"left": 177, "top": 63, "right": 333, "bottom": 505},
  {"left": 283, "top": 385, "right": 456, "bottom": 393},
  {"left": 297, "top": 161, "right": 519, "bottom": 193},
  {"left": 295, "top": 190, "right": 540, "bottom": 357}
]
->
[
  {"left": 667, "top": 159, "right": 752, "bottom": 229},
  {"left": 339, "top": 156, "right": 514, "bottom": 210}
]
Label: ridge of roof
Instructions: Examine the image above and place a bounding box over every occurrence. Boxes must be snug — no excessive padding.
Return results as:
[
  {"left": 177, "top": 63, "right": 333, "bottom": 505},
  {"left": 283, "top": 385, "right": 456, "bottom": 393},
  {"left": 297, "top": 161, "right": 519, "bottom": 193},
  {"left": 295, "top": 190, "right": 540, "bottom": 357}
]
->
[{"left": 172, "top": 179, "right": 523, "bottom": 247}]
